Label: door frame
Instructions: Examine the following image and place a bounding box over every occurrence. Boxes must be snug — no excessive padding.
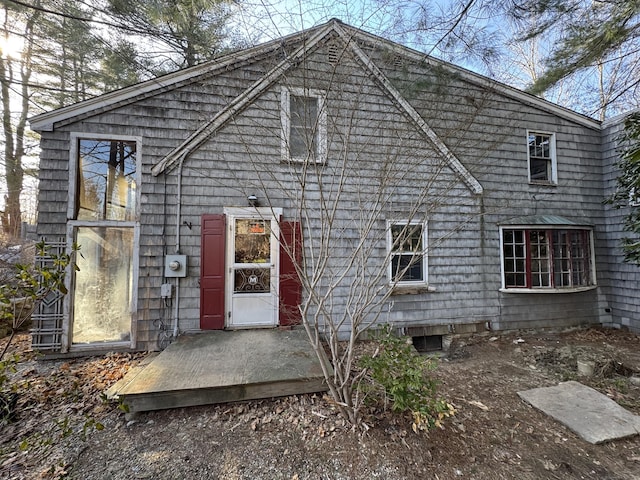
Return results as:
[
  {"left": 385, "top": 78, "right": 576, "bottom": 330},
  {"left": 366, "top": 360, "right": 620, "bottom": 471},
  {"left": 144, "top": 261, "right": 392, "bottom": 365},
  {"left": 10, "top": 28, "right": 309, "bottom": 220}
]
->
[{"left": 223, "top": 206, "right": 282, "bottom": 328}]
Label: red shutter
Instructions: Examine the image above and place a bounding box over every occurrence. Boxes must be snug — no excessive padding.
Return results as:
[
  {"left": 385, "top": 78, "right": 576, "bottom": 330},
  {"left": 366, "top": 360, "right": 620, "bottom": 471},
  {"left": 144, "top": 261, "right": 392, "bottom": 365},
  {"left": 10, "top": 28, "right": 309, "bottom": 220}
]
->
[
  {"left": 200, "top": 214, "right": 226, "bottom": 330},
  {"left": 279, "top": 220, "right": 302, "bottom": 326}
]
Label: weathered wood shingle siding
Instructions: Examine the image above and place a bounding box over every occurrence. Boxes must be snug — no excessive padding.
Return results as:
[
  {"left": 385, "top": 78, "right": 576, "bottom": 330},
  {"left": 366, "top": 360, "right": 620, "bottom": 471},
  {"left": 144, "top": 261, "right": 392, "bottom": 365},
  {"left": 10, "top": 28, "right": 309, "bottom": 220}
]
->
[
  {"left": 169, "top": 46, "right": 486, "bottom": 335},
  {"left": 35, "top": 27, "right": 619, "bottom": 352},
  {"left": 600, "top": 118, "right": 640, "bottom": 332},
  {"left": 35, "top": 47, "right": 321, "bottom": 350},
  {"left": 37, "top": 130, "right": 73, "bottom": 237},
  {"left": 377, "top": 53, "right": 609, "bottom": 330}
]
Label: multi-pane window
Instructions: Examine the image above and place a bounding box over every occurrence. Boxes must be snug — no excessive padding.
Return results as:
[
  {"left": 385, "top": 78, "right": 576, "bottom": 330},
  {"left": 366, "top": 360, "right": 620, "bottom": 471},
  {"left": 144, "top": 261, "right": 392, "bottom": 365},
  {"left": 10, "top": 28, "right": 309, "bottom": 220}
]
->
[
  {"left": 528, "top": 132, "right": 556, "bottom": 184},
  {"left": 502, "top": 230, "right": 526, "bottom": 287},
  {"left": 281, "top": 87, "right": 326, "bottom": 163},
  {"left": 502, "top": 228, "right": 594, "bottom": 290},
  {"left": 389, "top": 222, "right": 427, "bottom": 284}
]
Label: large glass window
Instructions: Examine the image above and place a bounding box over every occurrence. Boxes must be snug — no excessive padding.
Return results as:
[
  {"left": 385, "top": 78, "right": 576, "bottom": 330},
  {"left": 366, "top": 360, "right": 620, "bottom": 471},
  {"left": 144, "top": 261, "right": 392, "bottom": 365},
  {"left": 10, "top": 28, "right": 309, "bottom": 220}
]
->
[
  {"left": 502, "top": 228, "right": 594, "bottom": 290},
  {"left": 72, "top": 227, "right": 134, "bottom": 343},
  {"left": 389, "top": 222, "right": 427, "bottom": 284},
  {"left": 77, "top": 139, "right": 137, "bottom": 220},
  {"left": 69, "top": 136, "right": 138, "bottom": 346}
]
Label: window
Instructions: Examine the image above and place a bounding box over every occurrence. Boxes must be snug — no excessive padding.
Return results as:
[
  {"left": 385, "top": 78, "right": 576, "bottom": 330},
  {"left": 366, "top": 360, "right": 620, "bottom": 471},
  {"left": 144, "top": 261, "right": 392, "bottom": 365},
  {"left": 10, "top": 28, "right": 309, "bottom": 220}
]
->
[
  {"left": 501, "top": 228, "right": 595, "bottom": 291},
  {"left": 281, "top": 87, "right": 327, "bottom": 163},
  {"left": 68, "top": 134, "right": 140, "bottom": 346},
  {"left": 527, "top": 132, "right": 557, "bottom": 184},
  {"left": 76, "top": 139, "right": 137, "bottom": 220},
  {"left": 388, "top": 222, "right": 427, "bottom": 284}
]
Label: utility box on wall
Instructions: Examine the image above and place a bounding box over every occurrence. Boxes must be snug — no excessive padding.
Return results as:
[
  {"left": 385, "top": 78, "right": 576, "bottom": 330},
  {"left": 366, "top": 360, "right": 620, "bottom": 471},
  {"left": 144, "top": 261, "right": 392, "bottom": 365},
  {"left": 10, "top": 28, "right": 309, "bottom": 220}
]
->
[{"left": 165, "top": 254, "right": 187, "bottom": 277}]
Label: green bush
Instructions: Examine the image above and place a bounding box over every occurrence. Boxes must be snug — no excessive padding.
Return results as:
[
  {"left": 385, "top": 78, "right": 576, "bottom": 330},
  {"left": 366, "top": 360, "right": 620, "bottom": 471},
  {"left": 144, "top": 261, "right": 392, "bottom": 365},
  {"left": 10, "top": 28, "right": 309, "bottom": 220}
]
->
[
  {"left": 0, "top": 353, "right": 19, "bottom": 423},
  {"left": 359, "top": 325, "right": 455, "bottom": 432}
]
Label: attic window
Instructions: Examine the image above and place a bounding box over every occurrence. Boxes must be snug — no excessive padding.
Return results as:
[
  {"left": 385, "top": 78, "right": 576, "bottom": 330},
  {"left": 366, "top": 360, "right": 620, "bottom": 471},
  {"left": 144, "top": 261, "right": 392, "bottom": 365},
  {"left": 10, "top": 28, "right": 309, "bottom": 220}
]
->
[{"left": 281, "top": 87, "right": 327, "bottom": 163}]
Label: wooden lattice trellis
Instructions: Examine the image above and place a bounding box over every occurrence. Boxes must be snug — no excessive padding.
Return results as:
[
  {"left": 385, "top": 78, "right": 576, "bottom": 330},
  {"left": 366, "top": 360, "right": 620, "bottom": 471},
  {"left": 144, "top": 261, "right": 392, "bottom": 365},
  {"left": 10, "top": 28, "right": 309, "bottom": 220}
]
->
[{"left": 30, "top": 237, "right": 66, "bottom": 351}]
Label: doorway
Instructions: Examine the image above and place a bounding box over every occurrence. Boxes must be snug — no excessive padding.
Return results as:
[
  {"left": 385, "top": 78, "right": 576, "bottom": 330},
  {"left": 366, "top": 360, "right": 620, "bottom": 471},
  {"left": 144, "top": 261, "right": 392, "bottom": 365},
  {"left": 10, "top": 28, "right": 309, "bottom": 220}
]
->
[{"left": 225, "top": 207, "right": 281, "bottom": 328}]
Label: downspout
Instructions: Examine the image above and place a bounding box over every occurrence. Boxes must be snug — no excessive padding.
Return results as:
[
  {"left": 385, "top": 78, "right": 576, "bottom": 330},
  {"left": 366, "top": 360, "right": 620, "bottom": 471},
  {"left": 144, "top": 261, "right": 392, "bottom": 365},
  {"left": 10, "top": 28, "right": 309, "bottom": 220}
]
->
[{"left": 173, "top": 153, "right": 187, "bottom": 337}]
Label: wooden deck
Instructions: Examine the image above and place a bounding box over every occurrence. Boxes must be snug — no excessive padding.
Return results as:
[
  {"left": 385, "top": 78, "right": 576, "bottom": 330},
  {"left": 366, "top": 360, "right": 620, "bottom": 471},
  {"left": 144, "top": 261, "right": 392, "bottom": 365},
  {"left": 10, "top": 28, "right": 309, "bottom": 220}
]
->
[{"left": 106, "top": 329, "right": 329, "bottom": 415}]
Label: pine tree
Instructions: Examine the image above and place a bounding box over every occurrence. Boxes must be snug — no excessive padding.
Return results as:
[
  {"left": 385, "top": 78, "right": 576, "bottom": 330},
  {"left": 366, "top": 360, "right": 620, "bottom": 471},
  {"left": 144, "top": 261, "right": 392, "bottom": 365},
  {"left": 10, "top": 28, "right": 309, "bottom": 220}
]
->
[
  {"left": 607, "top": 113, "right": 640, "bottom": 264},
  {"left": 512, "top": 0, "right": 640, "bottom": 112},
  {"left": 106, "top": 0, "right": 238, "bottom": 71}
]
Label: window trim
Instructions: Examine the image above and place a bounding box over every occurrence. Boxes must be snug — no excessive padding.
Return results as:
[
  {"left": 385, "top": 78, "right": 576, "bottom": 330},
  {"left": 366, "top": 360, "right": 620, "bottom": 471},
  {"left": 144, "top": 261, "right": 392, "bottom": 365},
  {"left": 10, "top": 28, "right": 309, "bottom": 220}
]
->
[
  {"left": 499, "top": 225, "right": 597, "bottom": 293},
  {"left": 280, "top": 86, "right": 327, "bottom": 164},
  {"left": 387, "top": 220, "right": 428, "bottom": 287},
  {"left": 527, "top": 130, "right": 557, "bottom": 185},
  {"left": 65, "top": 132, "right": 142, "bottom": 351}
]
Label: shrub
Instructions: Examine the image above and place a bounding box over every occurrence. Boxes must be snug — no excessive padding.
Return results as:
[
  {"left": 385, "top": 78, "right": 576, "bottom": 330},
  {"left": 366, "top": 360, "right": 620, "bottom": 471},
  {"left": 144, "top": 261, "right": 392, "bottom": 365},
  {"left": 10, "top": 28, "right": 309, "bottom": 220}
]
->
[
  {"left": 359, "top": 324, "right": 455, "bottom": 432},
  {"left": 0, "top": 240, "right": 78, "bottom": 360}
]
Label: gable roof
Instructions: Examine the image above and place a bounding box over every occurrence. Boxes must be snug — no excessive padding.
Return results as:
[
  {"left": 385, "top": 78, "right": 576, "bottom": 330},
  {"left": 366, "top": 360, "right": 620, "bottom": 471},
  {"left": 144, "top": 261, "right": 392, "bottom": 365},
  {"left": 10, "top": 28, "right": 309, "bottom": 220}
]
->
[
  {"left": 29, "top": 19, "right": 602, "bottom": 134},
  {"left": 28, "top": 26, "right": 319, "bottom": 132},
  {"left": 30, "top": 19, "right": 606, "bottom": 196},
  {"left": 148, "top": 20, "right": 483, "bottom": 194}
]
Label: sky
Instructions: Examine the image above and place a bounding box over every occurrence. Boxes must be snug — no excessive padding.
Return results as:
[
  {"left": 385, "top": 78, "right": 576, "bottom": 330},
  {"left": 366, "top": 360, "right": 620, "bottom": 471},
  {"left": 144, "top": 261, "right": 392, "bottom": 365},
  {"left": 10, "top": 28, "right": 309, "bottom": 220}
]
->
[
  {"left": 232, "top": 0, "right": 465, "bottom": 50},
  {"left": 229, "top": 0, "right": 501, "bottom": 78}
]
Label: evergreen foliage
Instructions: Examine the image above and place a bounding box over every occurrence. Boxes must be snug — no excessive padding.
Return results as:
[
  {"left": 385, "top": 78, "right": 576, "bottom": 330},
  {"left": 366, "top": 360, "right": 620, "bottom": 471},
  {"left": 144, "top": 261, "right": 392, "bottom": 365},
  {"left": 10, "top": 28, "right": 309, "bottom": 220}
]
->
[
  {"left": 607, "top": 112, "right": 640, "bottom": 265},
  {"left": 512, "top": 0, "right": 640, "bottom": 105},
  {"left": 106, "top": 0, "right": 238, "bottom": 70}
]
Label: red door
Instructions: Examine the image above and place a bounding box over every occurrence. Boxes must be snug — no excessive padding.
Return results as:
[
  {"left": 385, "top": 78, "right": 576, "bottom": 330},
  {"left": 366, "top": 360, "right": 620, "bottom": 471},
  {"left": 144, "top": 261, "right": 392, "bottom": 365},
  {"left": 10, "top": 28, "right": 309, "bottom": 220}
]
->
[{"left": 200, "top": 214, "right": 225, "bottom": 329}]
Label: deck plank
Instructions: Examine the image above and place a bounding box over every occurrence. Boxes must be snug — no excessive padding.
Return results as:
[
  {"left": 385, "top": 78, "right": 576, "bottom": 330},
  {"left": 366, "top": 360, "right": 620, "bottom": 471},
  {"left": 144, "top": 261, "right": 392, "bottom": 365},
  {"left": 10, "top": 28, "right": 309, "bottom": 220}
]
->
[{"left": 107, "top": 329, "right": 329, "bottom": 413}]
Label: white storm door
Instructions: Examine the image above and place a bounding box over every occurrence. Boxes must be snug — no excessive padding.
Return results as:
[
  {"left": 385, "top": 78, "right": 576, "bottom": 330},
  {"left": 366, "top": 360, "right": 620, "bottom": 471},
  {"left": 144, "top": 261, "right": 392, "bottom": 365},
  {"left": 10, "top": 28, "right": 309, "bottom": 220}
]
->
[{"left": 226, "top": 209, "right": 280, "bottom": 328}]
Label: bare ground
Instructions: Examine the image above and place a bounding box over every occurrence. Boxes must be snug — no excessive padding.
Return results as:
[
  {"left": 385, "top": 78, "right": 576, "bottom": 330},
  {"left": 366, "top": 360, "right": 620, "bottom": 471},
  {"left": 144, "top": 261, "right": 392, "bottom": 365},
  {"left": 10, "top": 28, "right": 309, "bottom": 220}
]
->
[{"left": 1, "top": 327, "right": 640, "bottom": 480}]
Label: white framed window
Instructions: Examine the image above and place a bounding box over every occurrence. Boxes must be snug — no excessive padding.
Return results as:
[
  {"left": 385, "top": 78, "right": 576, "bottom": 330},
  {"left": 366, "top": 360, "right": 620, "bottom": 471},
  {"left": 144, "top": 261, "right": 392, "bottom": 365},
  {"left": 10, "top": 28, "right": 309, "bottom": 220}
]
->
[
  {"left": 387, "top": 221, "right": 428, "bottom": 285},
  {"left": 67, "top": 133, "right": 141, "bottom": 348},
  {"left": 527, "top": 131, "right": 557, "bottom": 184},
  {"left": 281, "top": 86, "right": 327, "bottom": 163},
  {"left": 500, "top": 226, "right": 596, "bottom": 292}
]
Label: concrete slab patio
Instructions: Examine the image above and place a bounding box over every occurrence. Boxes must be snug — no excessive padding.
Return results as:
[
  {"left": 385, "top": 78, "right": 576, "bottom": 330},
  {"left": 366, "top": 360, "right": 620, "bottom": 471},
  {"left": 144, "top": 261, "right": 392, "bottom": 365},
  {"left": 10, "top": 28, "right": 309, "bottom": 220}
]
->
[
  {"left": 106, "top": 329, "right": 329, "bottom": 415},
  {"left": 518, "top": 381, "right": 640, "bottom": 444}
]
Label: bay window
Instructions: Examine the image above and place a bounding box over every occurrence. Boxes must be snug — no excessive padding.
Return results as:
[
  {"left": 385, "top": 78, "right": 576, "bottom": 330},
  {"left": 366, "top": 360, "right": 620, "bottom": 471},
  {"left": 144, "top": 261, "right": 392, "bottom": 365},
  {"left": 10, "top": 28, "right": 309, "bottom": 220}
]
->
[{"left": 501, "top": 227, "right": 595, "bottom": 291}]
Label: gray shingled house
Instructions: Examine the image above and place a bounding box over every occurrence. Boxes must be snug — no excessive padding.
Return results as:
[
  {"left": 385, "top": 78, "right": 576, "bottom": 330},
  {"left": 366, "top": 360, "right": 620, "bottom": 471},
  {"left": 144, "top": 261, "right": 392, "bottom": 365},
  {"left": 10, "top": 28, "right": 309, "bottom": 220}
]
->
[{"left": 29, "top": 20, "right": 639, "bottom": 355}]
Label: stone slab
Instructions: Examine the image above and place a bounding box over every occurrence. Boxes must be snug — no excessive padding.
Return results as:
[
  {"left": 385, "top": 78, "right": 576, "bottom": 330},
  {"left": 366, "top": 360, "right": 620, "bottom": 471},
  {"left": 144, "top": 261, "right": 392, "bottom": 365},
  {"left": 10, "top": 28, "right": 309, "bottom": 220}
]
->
[{"left": 518, "top": 381, "right": 640, "bottom": 444}]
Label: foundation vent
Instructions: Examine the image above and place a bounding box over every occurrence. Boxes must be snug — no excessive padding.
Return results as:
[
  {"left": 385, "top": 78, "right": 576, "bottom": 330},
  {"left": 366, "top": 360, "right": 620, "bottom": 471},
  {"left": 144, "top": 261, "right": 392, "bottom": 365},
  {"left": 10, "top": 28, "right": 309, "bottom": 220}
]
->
[{"left": 412, "top": 335, "right": 443, "bottom": 353}]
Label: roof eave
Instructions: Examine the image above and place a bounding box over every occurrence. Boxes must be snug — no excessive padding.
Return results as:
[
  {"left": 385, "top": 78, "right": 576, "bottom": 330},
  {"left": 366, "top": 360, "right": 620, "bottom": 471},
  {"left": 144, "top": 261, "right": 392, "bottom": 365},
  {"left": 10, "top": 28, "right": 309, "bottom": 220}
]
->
[
  {"left": 29, "top": 24, "right": 329, "bottom": 132},
  {"left": 338, "top": 25, "right": 602, "bottom": 131}
]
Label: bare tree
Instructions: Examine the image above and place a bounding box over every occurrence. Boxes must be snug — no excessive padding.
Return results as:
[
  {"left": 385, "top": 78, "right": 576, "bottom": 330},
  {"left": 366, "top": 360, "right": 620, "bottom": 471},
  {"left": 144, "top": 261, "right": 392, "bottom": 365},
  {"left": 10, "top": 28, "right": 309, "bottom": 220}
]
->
[
  {"left": 167, "top": 20, "right": 506, "bottom": 426},
  {"left": 0, "top": 0, "right": 39, "bottom": 239}
]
